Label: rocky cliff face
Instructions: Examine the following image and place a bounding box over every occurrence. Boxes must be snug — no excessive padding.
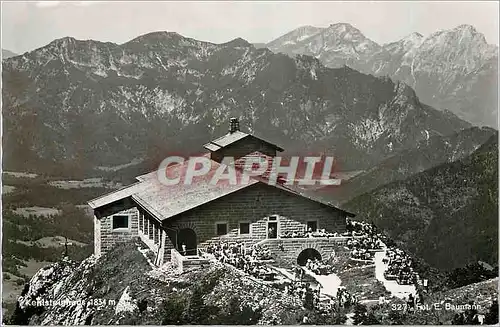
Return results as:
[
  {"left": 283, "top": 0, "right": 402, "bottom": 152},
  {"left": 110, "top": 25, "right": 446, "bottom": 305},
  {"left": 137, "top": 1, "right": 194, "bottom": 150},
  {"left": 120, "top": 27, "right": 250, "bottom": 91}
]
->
[
  {"left": 2, "top": 32, "right": 470, "bottom": 176},
  {"left": 267, "top": 24, "right": 498, "bottom": 128},
  {"left": 9, "top": 241, "right": 307, "bottom": 325}
]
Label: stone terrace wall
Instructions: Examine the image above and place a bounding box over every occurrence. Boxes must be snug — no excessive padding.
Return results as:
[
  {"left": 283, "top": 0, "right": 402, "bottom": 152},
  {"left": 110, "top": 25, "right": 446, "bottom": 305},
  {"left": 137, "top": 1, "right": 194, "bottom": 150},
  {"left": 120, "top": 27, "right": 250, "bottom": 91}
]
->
[
  {"left": 171, "top": 249, "right": 210, "bottom": 273},
  {"left": 162, "top": 182, "right": 347, "bottom": 261},
  {"left": 258, "top": 237, "right": 351, "bottom": 267}
]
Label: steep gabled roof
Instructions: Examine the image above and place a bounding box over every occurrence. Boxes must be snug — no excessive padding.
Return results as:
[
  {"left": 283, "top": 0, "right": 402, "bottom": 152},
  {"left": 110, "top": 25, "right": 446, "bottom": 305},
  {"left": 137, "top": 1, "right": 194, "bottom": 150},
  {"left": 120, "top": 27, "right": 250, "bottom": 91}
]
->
[
  {"left": 131, "top": 159, "right": 259, "bottom": 221},
  {"left": 88, "top": 182, "right": 150, "bottom": 209},
  {"left": 89, "top": 154, "right": 355, "bottom": 221},
  {"left": 203, "top": 131, "right": 284, "bottom": 153}
]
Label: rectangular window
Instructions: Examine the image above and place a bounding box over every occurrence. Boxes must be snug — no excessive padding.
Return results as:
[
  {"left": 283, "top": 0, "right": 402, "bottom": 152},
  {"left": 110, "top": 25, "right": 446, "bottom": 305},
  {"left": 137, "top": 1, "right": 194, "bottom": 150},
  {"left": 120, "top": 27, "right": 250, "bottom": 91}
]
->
[
  {"left": 307, "top": 221, "right": 318, "bottom": 232},
  {"left": 239, "top": 222, "right": 250, "bottom": 235},
  {"left": 216, "top": 223, "right": 228, "bottom": 236},
  {"left": 112, "top": 215, "right": 129, "bottom": 230},
  {"left": 268, "top": 222, "right": 278, "bottom": 239}
]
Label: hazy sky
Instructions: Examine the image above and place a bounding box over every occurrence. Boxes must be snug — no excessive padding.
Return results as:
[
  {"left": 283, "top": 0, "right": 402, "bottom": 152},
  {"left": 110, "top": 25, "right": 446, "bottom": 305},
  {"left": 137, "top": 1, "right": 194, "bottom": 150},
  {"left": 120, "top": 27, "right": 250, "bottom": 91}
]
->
[{"left": 2, "top": 1, "right": 499, "bottom": 54}]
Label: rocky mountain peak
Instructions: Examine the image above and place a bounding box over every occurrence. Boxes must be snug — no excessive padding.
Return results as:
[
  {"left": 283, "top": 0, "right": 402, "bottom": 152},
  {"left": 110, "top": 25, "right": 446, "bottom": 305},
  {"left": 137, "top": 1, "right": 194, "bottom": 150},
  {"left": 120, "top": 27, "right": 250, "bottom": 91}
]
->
[
  {"left": 326, "top": 22, "right": 358, "bottom": 34},
  {"left": 402, "top": 32, "right": 424, "bottom": 44},
  {"left": 323, "top": 22, "right": 375, "bottom": 44},
  {"left": 266, "top": 25, "right": 323, "bottom": 51},
  {"left": 125, "top": 31, "right": 186, "bottom": 46},
  {"left": 382, "top": 32, "right": 424, "bottom": 54},
  {"left": 425, "top": 24, "right": 489, "bottom": 49},
  {"left": 454, "top": 24, "right": 479, "bottom": 34},
  {"left": 2, "top": 48, "right": 18, "bottom": 59},
  {"left": 47, "top": 36, "right": 77, "bottom": 49},
  {"left": 222, "top": 37, "right": 253, "bottom": 48}
]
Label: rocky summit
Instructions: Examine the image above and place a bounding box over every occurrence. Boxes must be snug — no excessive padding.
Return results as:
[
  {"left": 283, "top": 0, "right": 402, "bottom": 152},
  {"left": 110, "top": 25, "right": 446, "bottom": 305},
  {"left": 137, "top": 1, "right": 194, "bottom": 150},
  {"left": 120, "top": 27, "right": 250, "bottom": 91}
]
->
[{"left": 9, "top": 242, "right": 309, "bottom": 325}]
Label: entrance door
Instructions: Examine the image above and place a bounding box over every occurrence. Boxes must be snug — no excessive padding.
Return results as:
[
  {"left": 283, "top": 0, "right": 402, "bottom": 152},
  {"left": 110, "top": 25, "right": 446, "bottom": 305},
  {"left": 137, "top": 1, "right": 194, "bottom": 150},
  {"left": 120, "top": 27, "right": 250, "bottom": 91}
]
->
[
  {"left": 267, "top": 222, "right": 278, "bottom": 239},
  {"left": 307, "top": 221, "right": 318, "bottom": 232},
  {"left": 177, "top": 228, "right": 197, "bottom": 256},
  {"left": 297, "top": 248, "right": 322, "bottom": 266}
]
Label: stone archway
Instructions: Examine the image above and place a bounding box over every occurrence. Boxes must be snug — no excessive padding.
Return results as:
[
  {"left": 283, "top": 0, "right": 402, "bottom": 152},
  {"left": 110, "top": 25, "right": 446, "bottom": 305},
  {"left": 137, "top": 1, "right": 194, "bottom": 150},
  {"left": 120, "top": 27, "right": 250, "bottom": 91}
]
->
[
  {"left": 177, "top": 228, "right": 197, "bottom": 256},
  {"left": 297, "top": 248, "right": 322, "bottom": 266}
]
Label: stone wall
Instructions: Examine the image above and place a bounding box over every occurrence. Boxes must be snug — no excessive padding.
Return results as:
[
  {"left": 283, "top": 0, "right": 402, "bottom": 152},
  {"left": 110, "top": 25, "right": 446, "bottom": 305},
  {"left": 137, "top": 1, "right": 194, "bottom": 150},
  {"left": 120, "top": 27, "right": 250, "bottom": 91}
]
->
[
  {"left": 162, "top": 182, "right": 347, "bottom": 261},
  {"left": 171, "top": 249, "right": 210, "bottom": 273},
  {"left": 98, "top": 207, "right": 139, "bottom": 255},
  {"left": 258, "top": 237, "right": 351, "bottom": 267}
]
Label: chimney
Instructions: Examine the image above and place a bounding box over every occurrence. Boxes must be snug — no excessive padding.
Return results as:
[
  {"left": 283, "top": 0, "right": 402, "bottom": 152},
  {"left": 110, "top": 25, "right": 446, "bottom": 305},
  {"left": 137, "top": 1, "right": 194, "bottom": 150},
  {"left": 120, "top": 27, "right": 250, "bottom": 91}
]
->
[{"left": 229, "top": 117, "right": 240, "bottom": 133}]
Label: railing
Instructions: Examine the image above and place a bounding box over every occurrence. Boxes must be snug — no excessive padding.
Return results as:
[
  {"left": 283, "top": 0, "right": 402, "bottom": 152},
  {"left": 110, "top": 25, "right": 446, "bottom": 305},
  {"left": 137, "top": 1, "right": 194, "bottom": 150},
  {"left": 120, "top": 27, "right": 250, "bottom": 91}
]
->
[
  {"left": 138, "top": 230, "right": 159, "bottom": 252},
  {"left": 256, "top": 236, "right": 352, "bottom": 246}
]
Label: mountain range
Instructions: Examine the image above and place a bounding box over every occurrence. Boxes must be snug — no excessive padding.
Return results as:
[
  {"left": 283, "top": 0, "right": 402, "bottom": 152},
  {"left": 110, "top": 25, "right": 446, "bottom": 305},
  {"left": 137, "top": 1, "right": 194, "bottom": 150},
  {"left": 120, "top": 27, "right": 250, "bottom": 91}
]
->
[
  {"left": 2, "top": 49, "right": 17, "bottom": 60},
  {"left": 266, "top": 23, "right": 498, "bottom": 128},
  {"left": 2, "top": 32, "right": 472, "bottom": 177}
]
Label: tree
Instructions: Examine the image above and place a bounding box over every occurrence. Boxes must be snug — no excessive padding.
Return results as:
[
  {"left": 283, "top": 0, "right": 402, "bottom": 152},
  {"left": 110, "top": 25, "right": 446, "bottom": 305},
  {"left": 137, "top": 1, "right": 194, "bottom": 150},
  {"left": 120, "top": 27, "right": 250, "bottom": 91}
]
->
[
  {"left": 161, "top": 296, "right": 186, "bottom": 325},
  {"left": 303, "top": 289, "right": 315, "bottom": 310},
  {"left": 485, "top": 300, "right": 499, "bottom": 325},
  {"left": 452, "top": 304, "right": 481, "bottom": 325},
  {"left": 184, "top": 285, "right": 211, "bottom": 324},
  {"left": 387, "top": 310, "right": 406, "bottom": 325},
  {"left": 353, "top": 303, "right": 368, "bottom": 325},
  {"left": 364, "top": 312, "right": 381, "bottom": 325},
  {"left": 218, "top": 295, "right": 262, "bottom": 325}
]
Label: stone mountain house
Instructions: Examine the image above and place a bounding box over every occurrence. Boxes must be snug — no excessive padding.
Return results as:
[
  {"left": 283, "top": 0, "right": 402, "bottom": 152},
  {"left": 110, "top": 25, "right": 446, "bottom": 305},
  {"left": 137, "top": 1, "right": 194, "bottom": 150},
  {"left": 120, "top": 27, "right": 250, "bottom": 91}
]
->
[{"left": 88, "top": 118, "right": 356, "bottom": 270}]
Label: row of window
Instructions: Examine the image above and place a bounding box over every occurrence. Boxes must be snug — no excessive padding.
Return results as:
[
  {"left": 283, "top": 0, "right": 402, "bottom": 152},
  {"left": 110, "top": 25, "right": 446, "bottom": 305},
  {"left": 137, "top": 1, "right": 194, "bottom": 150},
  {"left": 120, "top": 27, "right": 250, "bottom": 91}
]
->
[
  {"left": 216, "top": 222, "right": 250, "bottom": 236},
  {"left": 215, "top": 220, "right": 319, "bottom": 236},
  {"left": 113, "top": 214, "right": 319, "bottom": 237}
]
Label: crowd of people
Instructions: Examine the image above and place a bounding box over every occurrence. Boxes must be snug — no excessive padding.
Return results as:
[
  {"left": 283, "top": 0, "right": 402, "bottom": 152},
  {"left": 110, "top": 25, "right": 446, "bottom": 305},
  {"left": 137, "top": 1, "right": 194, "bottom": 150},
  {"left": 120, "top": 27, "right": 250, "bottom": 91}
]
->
[
  {"left": 383, "top": 246, "right": 417, "bottom": 285},
  {"left": 314, "top": 286, "right": 358, "bottom": 316},
  {"left": 336, "top": 286, "right": 357, "bottom": 308},
  {"left": 305, "top": 258, "right": 334, "bottom": 275},
  {"left": 343, "top": 218, "right": 375, "bottom": 237},
  {"left": 205, "top": 241, "right": 276, "bottom": 280},
  {"left": 346, "top": 237, "right": 383, "bottom": 261},
  {"left": 283, "top": 280, "right": 322, "bottom": 307},
  {"left": 344, "top": 219, "right": 384, "bottom": 261}
]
